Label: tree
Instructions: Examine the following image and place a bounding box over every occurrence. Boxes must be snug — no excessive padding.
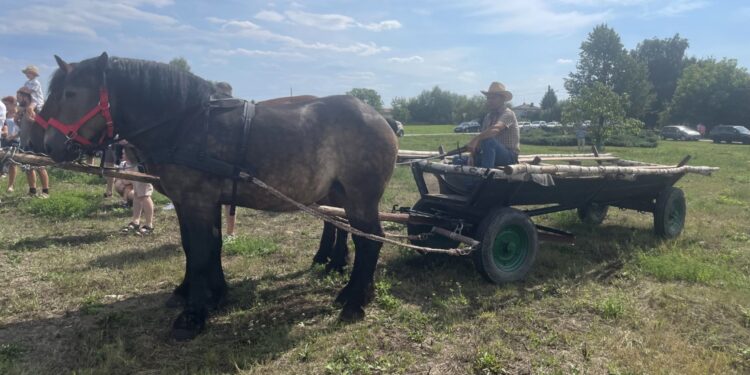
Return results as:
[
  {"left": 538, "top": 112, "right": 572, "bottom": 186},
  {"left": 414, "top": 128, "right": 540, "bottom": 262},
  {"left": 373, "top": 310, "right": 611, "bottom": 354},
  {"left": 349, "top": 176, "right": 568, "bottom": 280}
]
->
[
  {"left": 390, "top": 97, "right": 410, "bottom": 123},
  {"left": 563, "top": 82, "right": 642, "bottom": 148},
  {"left": 614, "top": 53, "right": 654, "bottom": 120},
  {"left": 540, "top": 86, "right": 558, "bottom": 110},
  {"left": 169, "top": 57, "right": 191, "bottom": 72},
  {"left": 346, "top": 88, "right": 383, "bottom": 112},
  {"left": 565, "top": 24, "right": 653, "bottom": 122},
  {"left": 407, "top": 86, "right": 455, "bottom": 124},
  {"left": 632, "top": 34, "right": 690, "bottom": 127},
  {"left": 665, "top": 58, "right": 750, "bottom": 128},
  {"left": 453, "top": 94, "right": 486, "bottom": 123}
]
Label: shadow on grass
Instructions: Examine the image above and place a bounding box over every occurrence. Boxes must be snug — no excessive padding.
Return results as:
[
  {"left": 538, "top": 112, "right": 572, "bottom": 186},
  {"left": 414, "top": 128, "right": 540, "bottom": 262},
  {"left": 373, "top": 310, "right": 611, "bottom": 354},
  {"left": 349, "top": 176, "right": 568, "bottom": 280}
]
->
[
  {"left": 9, "top": 232, "right": 112, "bottom": 252},
  {"left": 0, "top": 268, "right": 337, "bottom": 374},
  {"left": 88, "top": 243, "right": 182, "bottom": 269},
  {"left": 383, "top": 224, "right": 662, "bottom": 320}
]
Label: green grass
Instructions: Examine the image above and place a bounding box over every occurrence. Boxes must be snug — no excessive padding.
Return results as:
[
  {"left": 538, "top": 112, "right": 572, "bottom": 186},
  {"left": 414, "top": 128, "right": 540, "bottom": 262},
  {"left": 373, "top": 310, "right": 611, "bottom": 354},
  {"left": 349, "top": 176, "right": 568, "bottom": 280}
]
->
[
  {"left": 223, "top": 235, "right": 279, "bottom": 257},
  {"left": 23, "top": 190, "right": 102, "bottom": 219},
  {"left": 1, "top": 139, "right": 749, "bottom": 374}
]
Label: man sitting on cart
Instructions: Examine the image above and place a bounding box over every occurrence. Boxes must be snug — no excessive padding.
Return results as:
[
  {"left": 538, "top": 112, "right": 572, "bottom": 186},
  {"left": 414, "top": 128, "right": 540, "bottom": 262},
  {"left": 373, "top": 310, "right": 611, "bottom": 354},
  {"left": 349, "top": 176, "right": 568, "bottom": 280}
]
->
[{"left": 466, "top": 82, "right": 520, "bottom": 168}]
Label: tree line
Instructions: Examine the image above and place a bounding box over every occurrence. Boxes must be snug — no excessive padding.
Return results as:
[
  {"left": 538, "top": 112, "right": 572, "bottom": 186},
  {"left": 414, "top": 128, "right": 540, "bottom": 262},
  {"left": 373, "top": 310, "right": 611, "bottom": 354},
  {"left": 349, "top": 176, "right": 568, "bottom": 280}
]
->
[{"left": 348, "top": 24, "right": 750, "bottom": 135}]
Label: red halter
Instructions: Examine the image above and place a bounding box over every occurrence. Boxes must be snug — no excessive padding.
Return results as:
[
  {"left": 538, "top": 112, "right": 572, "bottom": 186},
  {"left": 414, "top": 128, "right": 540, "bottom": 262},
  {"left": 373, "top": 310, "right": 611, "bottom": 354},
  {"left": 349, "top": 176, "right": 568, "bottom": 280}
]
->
[{"left": 46, "top": 87, "right": 115, "bottom": 146}]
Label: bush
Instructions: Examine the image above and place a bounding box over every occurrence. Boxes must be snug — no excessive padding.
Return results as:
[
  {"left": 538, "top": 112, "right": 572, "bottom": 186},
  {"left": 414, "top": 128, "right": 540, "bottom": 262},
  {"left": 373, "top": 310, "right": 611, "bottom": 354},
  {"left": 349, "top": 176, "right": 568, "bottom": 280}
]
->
[
  {"left": 520, "top": 127, "right": 658, "bottom": 148},
  {"left": 24, "top": 191, "right": 102, "bottom": 219}
]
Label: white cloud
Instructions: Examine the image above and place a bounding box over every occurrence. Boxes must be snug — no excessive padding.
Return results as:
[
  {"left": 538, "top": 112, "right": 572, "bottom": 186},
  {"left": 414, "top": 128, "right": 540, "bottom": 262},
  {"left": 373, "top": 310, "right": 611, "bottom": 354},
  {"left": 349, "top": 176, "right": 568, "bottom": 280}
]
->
[
  {"left": 653, "top": 0, "right": 709, "bottom": 16},
  {"left": 457, "top": 0, "right": 609, "bottom": 36},
  {"left": 255, "top": 9, "right": 401, "bottom": 32},
  {"left": 388, "top": 56, "right": 424, "bottom": 63},
  {"left": 209, "top": 17, "right": 390, "bottom": 56},
  {"left": 361, "top": 20, "right": 402, "bottom": 31},
  {"left": 557, "top": 58, "right": 574, "bottom": 64},
  {"left": 0, "top": 0, "right": 180, "bottom": 37},
  {"left": 255, "top": 10, "right": 285, "bottom": 22},
  {"left": 210, "top": 48, "right": 305, "bottom": 59}
]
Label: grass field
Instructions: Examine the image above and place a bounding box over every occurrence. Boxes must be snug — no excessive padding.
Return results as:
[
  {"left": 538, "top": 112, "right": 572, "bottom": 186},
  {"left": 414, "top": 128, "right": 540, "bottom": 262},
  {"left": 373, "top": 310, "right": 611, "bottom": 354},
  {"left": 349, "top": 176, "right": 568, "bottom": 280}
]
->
[{"left": 1, "top": 125, "right": 749, "bottom": 374}]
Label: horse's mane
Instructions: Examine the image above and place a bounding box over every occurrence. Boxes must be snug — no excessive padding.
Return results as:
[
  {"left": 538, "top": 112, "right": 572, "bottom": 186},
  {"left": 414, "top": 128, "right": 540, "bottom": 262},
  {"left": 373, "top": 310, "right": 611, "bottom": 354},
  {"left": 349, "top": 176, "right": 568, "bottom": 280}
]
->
[
  {"left": 61, "top": 56, "right": 216, "bottom": 115},
  {"left": 104, "top": 57, "right": 216, "bottom": 109}
]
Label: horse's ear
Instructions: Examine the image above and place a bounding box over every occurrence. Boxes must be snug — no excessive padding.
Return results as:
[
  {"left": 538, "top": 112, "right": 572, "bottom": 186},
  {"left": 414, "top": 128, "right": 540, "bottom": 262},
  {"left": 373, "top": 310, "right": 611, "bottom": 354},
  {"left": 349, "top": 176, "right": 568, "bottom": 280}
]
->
[
  {"left": 97, "top": 52, "right": 109, "bottom": 72},
  {"left": 54, "top": 55, "right": 73, "bottom": 73}
]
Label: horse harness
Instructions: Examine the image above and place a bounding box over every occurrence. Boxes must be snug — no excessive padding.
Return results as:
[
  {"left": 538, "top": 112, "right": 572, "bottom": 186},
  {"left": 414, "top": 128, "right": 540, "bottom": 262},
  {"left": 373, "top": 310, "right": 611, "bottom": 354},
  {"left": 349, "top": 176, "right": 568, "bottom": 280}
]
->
[{"left": 148, "top": 96, "right": 256, "bottom": 215}]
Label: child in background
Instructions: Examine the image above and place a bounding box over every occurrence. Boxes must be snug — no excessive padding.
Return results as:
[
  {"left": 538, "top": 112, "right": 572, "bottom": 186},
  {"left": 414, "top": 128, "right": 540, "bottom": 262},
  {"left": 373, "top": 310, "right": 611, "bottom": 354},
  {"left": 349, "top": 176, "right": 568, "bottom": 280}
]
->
[{"left": 19, "top": 65, "right": 44, "bottom": 118}]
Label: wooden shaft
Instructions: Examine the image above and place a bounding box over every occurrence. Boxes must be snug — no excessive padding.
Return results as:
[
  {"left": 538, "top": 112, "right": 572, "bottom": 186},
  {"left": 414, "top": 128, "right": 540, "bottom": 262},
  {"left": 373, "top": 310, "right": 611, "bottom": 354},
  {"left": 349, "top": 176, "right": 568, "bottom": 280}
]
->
[{"left": 315, "top": 205, "right": 410, "bottom": 223}]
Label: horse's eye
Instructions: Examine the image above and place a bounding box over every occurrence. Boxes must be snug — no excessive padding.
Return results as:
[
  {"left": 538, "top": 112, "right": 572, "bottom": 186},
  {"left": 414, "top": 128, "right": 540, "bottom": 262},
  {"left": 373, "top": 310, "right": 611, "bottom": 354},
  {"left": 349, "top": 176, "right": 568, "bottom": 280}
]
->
[{"left": 65, "top": 91, "right": 76, "bottom": 98}]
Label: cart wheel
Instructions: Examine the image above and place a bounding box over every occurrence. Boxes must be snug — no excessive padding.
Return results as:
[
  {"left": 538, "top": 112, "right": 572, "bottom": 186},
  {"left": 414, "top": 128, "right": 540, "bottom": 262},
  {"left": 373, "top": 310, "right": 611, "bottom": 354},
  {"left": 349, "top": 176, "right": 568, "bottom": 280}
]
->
[
  {"left": 577, "top": 203, "right": 609, "bottom": 225},
  {"left": 407, "top": 199, "right": 461, "bottom": 250},
  {"left": 654, "top": 187, "right": 686, "bottom": 238},
  {"left": 473, "top": 207, "right": 538, "bottom": 283}
]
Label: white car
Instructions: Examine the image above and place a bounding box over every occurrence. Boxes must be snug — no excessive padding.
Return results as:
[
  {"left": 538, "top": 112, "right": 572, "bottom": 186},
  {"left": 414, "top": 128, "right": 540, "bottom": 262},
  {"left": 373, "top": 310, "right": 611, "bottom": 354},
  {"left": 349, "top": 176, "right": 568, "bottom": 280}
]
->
[
  {"left": 518, "top": 121, "right": 531, "bottom": 128},
  {"left": 546, "top": 121, "right": 561, "bottom": 127}
]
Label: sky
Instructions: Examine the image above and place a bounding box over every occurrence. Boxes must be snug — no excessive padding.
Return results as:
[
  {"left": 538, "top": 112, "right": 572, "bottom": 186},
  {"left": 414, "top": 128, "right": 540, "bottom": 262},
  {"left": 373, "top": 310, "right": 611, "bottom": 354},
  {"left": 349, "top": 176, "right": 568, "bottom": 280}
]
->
[{"left": 1, "top": 0, "right": 748, "bottom": 108}]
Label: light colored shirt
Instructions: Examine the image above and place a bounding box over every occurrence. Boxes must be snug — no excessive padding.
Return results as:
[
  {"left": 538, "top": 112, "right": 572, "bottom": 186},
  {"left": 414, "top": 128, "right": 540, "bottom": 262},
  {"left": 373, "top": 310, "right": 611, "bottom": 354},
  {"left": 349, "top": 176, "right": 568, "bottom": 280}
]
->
[
  {"left": 481, "top": 108, "right": 520, "bottom": 154},
  {"left": 24, "top": 78, "right": 45, "bottom": 107},
  {"left": 0, "top": 101, "right": 5, "bottom": 124},
  {"left": 4, "top": 118, "right": 19, "bottom": 140}
]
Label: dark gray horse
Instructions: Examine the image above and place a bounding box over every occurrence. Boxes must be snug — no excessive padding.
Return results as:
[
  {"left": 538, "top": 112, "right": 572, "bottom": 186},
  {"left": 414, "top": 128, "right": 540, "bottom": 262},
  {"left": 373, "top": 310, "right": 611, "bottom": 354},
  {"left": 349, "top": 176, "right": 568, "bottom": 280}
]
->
[{"left": 42, "top": 53, "right": 398, "bottom": 340}]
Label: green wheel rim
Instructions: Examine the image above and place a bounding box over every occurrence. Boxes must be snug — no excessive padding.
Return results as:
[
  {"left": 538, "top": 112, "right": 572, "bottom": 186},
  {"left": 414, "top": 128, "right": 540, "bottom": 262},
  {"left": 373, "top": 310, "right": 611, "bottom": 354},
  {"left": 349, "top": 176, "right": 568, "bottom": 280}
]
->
[
  {"left": 667, "top": 197, "right": 686, "bottom": 234},
  {"left": 492, "top": 225, "right": 528, "bottom": 272}
]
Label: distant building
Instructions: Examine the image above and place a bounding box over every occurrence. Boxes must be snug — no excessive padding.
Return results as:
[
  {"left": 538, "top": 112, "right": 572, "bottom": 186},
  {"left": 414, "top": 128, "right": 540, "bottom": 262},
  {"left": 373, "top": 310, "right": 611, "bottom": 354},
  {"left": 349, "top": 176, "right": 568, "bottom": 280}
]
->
[{"left": 512, "top": 102, "right": 541, "bottom": 119}]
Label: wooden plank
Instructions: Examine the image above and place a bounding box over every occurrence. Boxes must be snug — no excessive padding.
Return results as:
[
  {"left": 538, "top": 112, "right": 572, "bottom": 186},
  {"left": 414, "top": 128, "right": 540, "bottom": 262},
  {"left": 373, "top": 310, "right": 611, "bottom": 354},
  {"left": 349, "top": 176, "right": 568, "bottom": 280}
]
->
[{"left": 0, "top": 148, "right": 160, "bottom": 184}]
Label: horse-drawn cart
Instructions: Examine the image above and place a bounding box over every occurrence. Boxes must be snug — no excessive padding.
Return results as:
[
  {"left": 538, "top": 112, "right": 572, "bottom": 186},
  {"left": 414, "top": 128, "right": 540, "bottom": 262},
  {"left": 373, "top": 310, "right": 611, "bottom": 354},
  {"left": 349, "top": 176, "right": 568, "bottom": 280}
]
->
[
  {"left": 400, "top": 152, "right": 718, "bottom": 284},
  {"left": 0, "top": 147, "right": 718, "bottom": 285}
]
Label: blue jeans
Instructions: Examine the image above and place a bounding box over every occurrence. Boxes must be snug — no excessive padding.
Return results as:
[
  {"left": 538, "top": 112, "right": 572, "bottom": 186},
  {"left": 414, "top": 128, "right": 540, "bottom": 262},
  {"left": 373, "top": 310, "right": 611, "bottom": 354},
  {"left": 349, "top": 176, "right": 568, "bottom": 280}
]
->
[{"left": 479, "top": 138, "right": 517, "bottom": 168}]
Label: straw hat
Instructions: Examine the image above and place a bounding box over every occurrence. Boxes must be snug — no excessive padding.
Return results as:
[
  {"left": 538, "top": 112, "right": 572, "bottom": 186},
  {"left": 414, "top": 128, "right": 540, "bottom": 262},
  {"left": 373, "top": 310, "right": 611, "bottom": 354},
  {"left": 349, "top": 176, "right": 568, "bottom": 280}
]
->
[
  {"left": 22, "top": 65, "right": 39, "bottom": 76},
  {"left": 481, "top": 81, "right": 513, "bottom": 101}
]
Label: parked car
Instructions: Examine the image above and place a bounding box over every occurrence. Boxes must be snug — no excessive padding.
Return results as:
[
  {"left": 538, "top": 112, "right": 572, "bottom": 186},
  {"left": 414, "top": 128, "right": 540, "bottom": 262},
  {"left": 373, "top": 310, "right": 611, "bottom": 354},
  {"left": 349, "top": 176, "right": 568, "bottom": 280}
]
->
[
  {"left": 454, "top": 120, "right": 481, "bottom": 133},
  {"left": 518, "top": 121, "right": 531, "bottom": 128},
  {"left": 545, "top": 121, "right": 561, "bottom": 128},
  {"left": 529, "top": 121, "right": 543, "bottom": 128},
  {"left": 660, "top": 125, "right": 701, "bottom": 141},
  {"left": 709, "top": 125, "right": 750, "bottom": 144}
]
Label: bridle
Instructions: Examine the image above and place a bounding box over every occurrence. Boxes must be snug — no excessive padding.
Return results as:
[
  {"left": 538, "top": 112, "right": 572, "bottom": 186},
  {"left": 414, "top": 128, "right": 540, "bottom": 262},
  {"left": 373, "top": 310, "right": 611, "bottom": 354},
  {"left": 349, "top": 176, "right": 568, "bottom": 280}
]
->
[{"left": 36, "top": 85, "right": 115, "bottom": 148}]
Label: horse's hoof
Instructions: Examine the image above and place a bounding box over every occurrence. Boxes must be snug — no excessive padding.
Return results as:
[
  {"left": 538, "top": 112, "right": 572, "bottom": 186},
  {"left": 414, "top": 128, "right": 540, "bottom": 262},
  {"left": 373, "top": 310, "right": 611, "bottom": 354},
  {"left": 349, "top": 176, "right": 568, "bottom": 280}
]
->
[
  {"left": 171, "top": 309, "right": 206, "bottom": 341},
  {"left": 339, "top": 304, "right": 365, "bottom": 322},
  {"left": 165, "top": 293, "right": 186, "bottom": 309}
]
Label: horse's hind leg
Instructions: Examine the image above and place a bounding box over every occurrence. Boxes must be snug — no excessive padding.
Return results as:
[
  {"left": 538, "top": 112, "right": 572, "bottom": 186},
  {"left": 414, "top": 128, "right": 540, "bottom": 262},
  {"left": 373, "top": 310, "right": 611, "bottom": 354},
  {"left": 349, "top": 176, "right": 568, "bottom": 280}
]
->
[
  {"left": 312, "top": 188, "right": 350, "bottom": 273},
  {"left": 327, "top": 228, "right": 350, "bottom": 274},
  {"left": 336, "top": 200, "right": 383, "bottom": 321},
  {"left": 312, "top": 221, "right": 336, "bottom": 265}
]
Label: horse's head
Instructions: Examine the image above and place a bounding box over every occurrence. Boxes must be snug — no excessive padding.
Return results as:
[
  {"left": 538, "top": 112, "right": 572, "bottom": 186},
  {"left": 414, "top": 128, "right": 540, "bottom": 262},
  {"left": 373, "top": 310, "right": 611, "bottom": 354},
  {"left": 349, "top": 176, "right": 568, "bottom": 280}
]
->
[{"left": 43, "top": 52, "right": 113, "bottom": 162}]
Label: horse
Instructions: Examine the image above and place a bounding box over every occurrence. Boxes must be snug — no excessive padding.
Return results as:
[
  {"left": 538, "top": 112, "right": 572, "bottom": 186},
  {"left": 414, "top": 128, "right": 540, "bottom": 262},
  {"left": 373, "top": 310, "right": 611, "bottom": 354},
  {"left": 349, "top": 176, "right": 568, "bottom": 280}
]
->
[{"left": 41, "top": 53, "right": 398, "bottom": 340}]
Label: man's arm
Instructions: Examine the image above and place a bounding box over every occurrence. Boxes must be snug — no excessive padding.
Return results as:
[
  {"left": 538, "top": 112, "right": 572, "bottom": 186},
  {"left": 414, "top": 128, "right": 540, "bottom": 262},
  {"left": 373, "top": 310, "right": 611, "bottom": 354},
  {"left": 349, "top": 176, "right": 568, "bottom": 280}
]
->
[{"left": 467, "top": 123, "right": 506, "bottom": 151}]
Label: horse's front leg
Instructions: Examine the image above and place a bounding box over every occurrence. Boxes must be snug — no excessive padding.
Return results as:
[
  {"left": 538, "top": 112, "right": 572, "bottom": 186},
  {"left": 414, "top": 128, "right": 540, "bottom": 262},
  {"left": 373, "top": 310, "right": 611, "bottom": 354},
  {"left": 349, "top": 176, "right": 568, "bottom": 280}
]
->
[{"left": 171, "top": 202, "right": 226, "bottom": 341}]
